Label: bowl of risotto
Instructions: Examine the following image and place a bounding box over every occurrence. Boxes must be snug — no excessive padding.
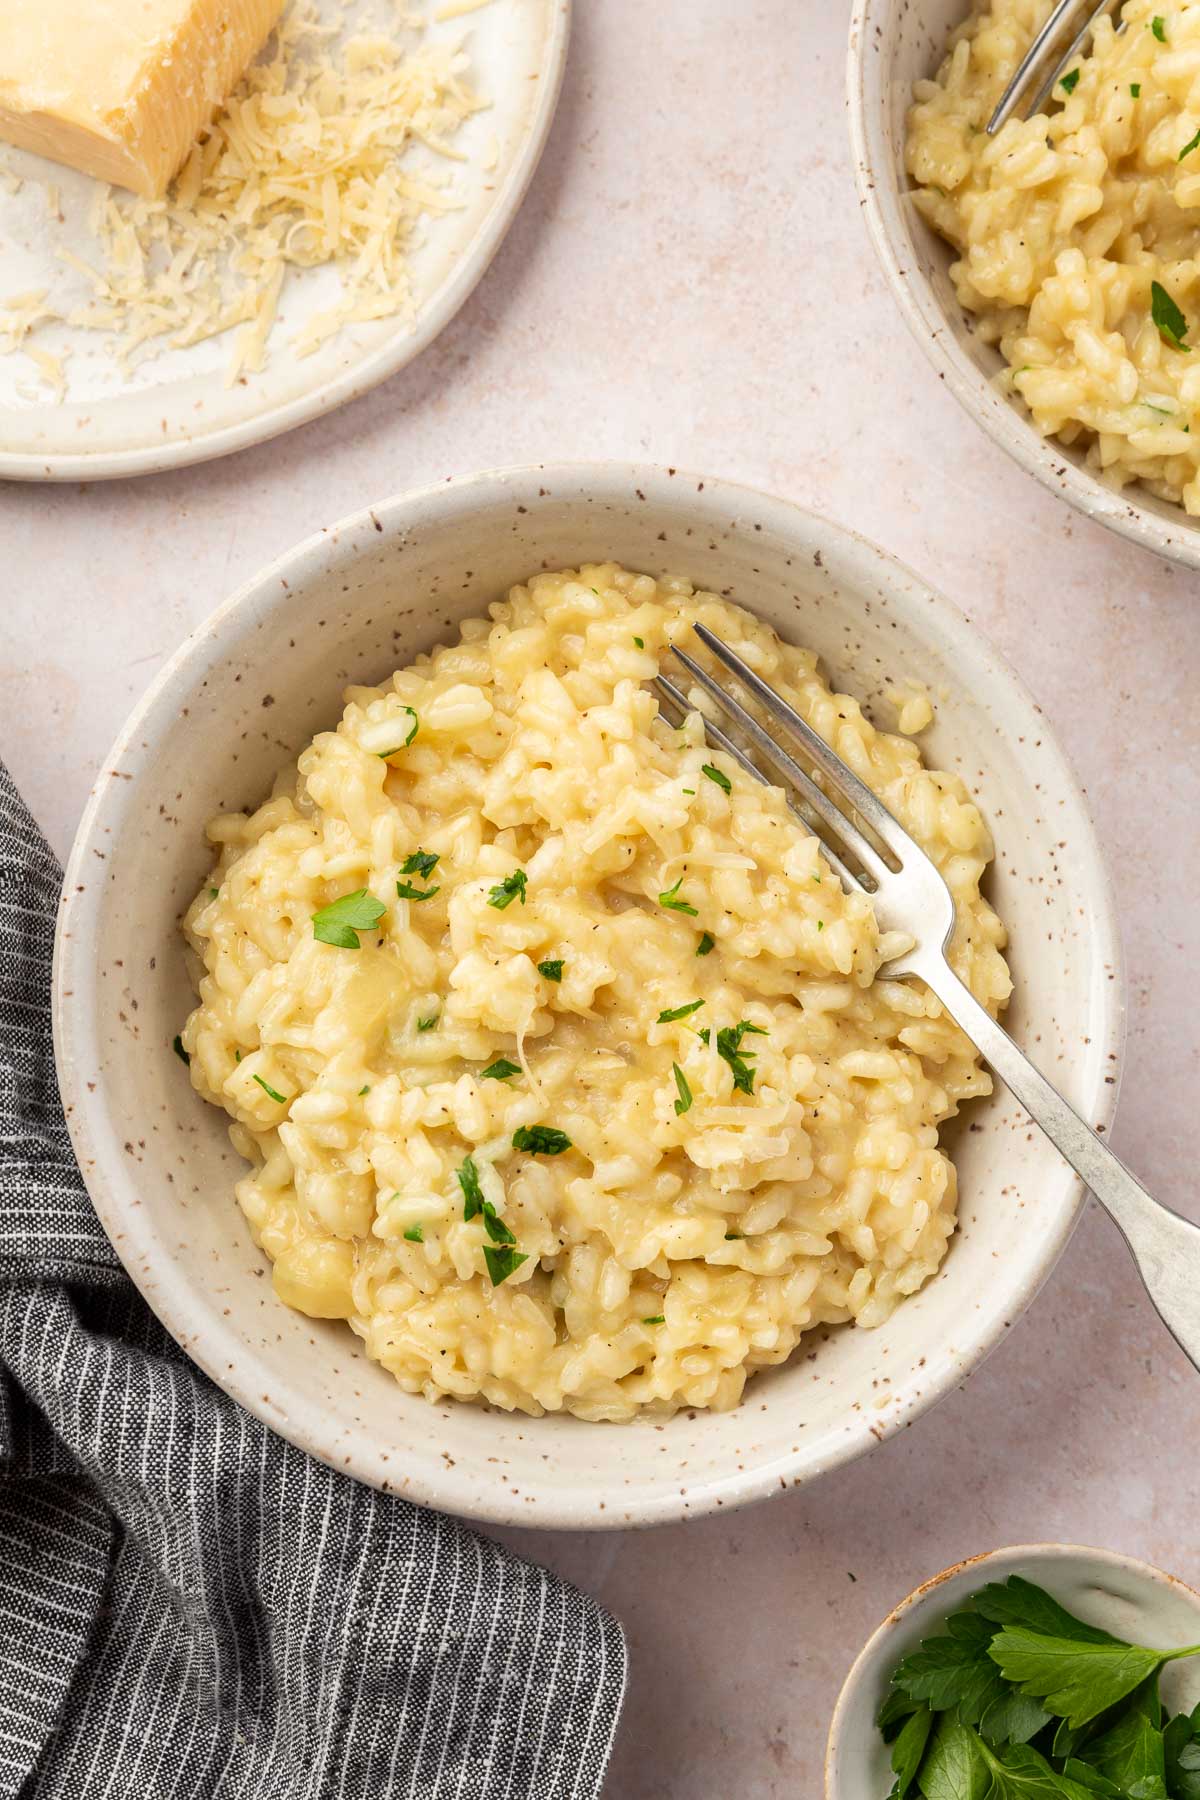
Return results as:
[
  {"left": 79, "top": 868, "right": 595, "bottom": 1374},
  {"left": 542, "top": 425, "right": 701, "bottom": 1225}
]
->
[
  {"left": 848, "top": 0, "right": 1200, "bottom": 566},
  {"left": 53, "top": 464, "right": 1121, "bottom": 1527}
]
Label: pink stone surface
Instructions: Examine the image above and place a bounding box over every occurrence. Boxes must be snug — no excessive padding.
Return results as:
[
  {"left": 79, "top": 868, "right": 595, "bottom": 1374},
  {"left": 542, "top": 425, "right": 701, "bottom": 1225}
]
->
[{"left": 2, "top": 1, "right": 1199, "bottom": 1793}]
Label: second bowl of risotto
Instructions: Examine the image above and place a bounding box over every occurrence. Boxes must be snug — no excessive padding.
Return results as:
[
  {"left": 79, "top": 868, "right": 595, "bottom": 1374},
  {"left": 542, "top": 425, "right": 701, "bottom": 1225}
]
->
[
  {"left": 848, "top": 0, "right": 1200, "bottom": 567},
  {"left": 54, "top": 464, "right": 1121, "bottom": 1526}
]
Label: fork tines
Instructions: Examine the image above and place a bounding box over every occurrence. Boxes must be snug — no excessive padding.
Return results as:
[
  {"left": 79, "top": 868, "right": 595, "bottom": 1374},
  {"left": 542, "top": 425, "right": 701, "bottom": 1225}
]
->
[{"left": 986, "top": 0, "right": 1120, "bottom": 135}]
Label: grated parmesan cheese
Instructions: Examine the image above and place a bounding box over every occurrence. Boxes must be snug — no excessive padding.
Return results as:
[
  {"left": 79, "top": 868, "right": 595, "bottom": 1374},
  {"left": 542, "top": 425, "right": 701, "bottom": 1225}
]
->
[{"left": 3, "top": 1, "right": 483, "bottom": 391}]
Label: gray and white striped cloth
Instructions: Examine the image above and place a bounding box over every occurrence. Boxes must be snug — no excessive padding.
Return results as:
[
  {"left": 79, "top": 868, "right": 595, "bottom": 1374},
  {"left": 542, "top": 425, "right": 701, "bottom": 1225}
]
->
[{"left": 0, "top": 760, "right": 626, "bottom": 1800}]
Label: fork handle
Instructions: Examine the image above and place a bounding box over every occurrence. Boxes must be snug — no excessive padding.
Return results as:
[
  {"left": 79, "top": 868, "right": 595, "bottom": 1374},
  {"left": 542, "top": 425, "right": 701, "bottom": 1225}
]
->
[{"left": 918, "top": 955, "right": 1200, "bottom": 1373}]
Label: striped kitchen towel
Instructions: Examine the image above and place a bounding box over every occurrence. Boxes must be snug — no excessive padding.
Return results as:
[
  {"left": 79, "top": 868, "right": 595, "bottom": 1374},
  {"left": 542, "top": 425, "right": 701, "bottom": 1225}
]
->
[{"left": 0, "top": 758, "right": 626, "bottom": 1800}]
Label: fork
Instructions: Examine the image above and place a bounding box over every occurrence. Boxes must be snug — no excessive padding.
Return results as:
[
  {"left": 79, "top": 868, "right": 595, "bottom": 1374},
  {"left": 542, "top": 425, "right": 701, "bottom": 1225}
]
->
[
  {"left": 986, "top": 0, "right": 1121, "bottom": 134},
  {"left": 655, "top": 623, "right": 1200, "bottom": 1373}
]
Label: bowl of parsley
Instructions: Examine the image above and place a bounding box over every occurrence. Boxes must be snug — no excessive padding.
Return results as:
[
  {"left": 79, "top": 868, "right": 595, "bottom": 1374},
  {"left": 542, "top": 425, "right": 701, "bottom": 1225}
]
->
[{"left": 826, "top": 1542, "right": 1200, "bottom": 1798}]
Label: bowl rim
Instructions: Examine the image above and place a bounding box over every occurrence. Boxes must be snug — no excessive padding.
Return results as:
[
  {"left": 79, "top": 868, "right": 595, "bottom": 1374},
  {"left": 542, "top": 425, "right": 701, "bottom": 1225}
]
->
[
  {"left": 844, "top": 0, "right": 1200, "bottom": 573},
  {"left": 53, "top": 461, "right": 1125, "bottom": 1527},
  {"left": 824, "top": 1541, "right": 1200, "bottom": 1792}
]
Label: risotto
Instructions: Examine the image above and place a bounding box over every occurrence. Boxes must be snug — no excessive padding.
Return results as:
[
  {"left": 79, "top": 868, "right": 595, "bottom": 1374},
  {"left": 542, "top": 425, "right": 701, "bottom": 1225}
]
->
[
  {"left": 179, "top": 566, "right": 1010, "bottom": 1422},
  {"left": 907, "top": 0, "right": 1200, "bottom": 512}
]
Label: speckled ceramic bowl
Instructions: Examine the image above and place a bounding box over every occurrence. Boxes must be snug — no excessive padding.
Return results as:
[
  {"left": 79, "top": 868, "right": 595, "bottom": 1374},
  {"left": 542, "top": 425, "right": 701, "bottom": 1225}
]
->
[
  {"left": 846, "top": 0, "right": 1200, "bottom": 570},
  {"left": 53, "top": 463, "right": 1122, "bottom": 1529},
  {"left": 826, "top": 1544, "right": 1200, "bottom": 1795}
]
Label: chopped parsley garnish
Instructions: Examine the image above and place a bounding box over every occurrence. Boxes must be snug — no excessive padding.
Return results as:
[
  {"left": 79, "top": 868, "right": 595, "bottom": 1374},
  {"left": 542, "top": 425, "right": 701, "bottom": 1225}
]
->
[
  {"left": 1152, "top": 279, "right": 1191, "bottom": 350},
  {"left": 658, "top": 877, "right": 698, "bottom": 915},
  {"left": 252, "top": 1074, "right": 287, "bottom": 1104},
  {"left": 484, "top": 1245, "right": 529, "bottom": 1286},
  {"left": 457, "top": 1154, "right": 485, "bottom": 1220},
  {"left": 1181, "top": 127, "right": 1200, "bottom": 161},
  {"left": 376, "top": 706, "right": 419, "bottom": 756},
  {"left": 672, "top": 1064, "right": 693, "bottom": 1115},
  {"left": 1059, "top": 67, "right": 1080, "bottom": 94},
  {"left": 403, "top": 1223, "right": 424, "bottom": 1243},
  {"left": 208, "top": 886, "right": 219, "bottom": 898},
  {"left": 700, "top": 1021, "right": 765, "bottom": 1096},
  {"left": 643, "top": 1314, "right": 665, "bottom": 1324},
  {"left": 1152, "top": 13, "right": 1166, "bottom": 39},
  {"left": 701, "top": 763, "right": 732, "bottom": 794},
  {"left": 682, "top": 787, "right": 695, "bottom": 795},
  {"left": 401, "top": 849, "right": 440, "bottom": 879},
  {"left": 512, "top": 1124, "right": 572, "bottom": 1156},
  {"left": 488, "top": 870, "right": 528, "bottom": 910},
  {"left": 1131, "top": 81, "right": 1141, "bottom": 96},
  {"left": 657, "top": 999, "right": 704, "bottom": 1023},
  {"left": 417, "top": 1014, "right": 438, "bottom": 1032},
  {"left": 537, "top": 959, "right": 564, "bottom": 981},
  {"left": 312, "top": 888, "right": 387, "bottom": 949},
  {"left": 633, "top": 636, "right": 644, "bottom": 648},
  {"left": 480, "top": 1201, "right": 516, "bottom": 1246},
  {"left": 172, "top": 1034, "right": 190, "bottom": 1065},
  {"left": 696, "top": 931, "right": 715, "bottom": 957},
  {"left": 816, "top": 919, "right": 824, "bottom": 932},
  {"left": 480, "top": 1057, "right": 521, "bottom": 1080},
  {"left": 724, "top": 1231, "right": 743, "bottom": 1241},
  {"left": 396, "top": 879, "right": 440, "bottom": 902},
  {"left": 358, "top": 1084, "right": 370, "bottom": 1095}
]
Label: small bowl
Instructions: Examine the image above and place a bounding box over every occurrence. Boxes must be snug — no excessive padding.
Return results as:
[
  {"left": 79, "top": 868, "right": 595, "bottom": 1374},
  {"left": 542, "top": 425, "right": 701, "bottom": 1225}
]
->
[
  {"left": 846, "top": 0, "right": 1200, "bottom": 571},
  {"left": 826, "top": 1543, "right": 1200, "bottom": 1795},
  {"left": 53, "top": 463, "right": 1121, "bottom": 1529}
]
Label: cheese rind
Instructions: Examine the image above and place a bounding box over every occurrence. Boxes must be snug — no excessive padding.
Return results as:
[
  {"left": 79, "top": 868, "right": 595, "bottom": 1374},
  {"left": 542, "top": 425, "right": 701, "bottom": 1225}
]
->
[{"left": 0, "top": 0, "right": 284, "bottom": 199}]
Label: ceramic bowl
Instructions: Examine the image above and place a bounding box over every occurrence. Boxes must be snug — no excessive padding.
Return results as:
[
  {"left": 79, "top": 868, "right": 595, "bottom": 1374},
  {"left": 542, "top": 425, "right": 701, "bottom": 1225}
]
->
[
  {"left": 53, "top": 463, "right": 1122, "bottom": 1529},
  {"left": 846, "top": 0, "right": 1200, "bottom": 571},
  {"left": 826, "top": 1543, "right": 1200, "bottom": 1795}
]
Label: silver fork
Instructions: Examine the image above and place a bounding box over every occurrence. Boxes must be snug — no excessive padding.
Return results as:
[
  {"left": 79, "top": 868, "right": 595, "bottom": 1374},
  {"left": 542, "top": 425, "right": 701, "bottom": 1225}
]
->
[
  {"left": 986, "top": 0, "right": 1120, "bottom": 134},
  {"left": 656, "top": 623, "right": 1200, "bottom": 1373}
]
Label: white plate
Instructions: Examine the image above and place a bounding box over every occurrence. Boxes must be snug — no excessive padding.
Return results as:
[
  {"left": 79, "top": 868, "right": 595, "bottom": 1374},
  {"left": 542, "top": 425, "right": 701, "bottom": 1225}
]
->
[{"left": 0, "top": 0, "right": 568, "bottom": 482}]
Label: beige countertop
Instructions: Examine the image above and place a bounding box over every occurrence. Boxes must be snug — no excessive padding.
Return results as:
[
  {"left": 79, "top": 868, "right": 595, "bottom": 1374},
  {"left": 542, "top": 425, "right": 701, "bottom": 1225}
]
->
[{"left": 3, "top": 1, "right": 1198, "bottom": 1793}]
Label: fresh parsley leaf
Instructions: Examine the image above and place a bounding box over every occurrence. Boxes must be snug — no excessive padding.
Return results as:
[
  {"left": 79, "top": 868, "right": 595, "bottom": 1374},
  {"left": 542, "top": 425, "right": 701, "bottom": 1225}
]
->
[
  {"left": 1164, "top": 1708, "right": 1200, "bottom": 1800},
  {"left": 658, "top": 877, "right": 698, "bottom": 915},
  {"left": 879, "top": 1686, "right": 922, "bottom": 1742},
  {"left": 512, "top": 1124, "right": 572, "bottom": 1155},
  {"left": 172, "top": 1034, "right": 190, "bottom": 1065},
  {"left": 974, "top": 1579, "right": 1119, "bottom": 1647},
  {"left": 457, "top": 1154, "right": 485, "bottom": 1220},
  {"left": 481, "top": 1200, "right": 516, "bottom": 1246},
  {"left": 1152, "top": 280, "right": 1191, "bottom": 351},
  {"left": 1060, "top": 67, "right": 1080, "bottom": 93},
  {"left": 891, "top": 1705, "right": 932, "bottom": 1797},
  {"left": 917, "top": 1713, "right": 991, "bottom": 1800},
  {"left": 488, "top": 870, "right": 527, "bottom": 910},
  {"left": 701, "top": 762, "right": 732, "bottom": 794},
  {"left": 891, "top": 1613, "right": 1003, "bottom": 1714},
  {"left": 401, "top": 849, "right": 439, "bottom": 878},
  {"left": 986, "top": 1742, "right": 1101, "bottom": 1798},
  {"left": 252, "top": 1074, "right": 287, "bottom": 1104},
  {"left": 312, "top": 888, "right": 387, "bottom": 949},
  {"left": 978, "top": 1687, "right": 1054, "bottom": 1748},
  {"left": 988, "top": 1629, "right": 1185, "bottom": 1729},
  {"left": 484, "top": 1245, "right": 528, "bottom": 1286},
  {"left": 480, "top": 1058, "right": 521, "bottom": 1080},
  {"left": 1131, "top": 82, "right": 1142, "bottom": 96},
  {"left": 1081, "top": 1687, "right": 1168, "bottom": 1796},
  {"left": 538, "top": 959, "right": 564, "bottom": 981},
  {"left": 417, "top": 1014, "right": 438, "bottom": 1032},
  {"left": 1061, "top": 1759, "right": 1122, "bottom": 1795},
  {"left": 643, "top": 1314, "right": 665, "bottom": 1324},
  {"left": 658, "top": 999, "right": 704, "bottom": 1023},
  {"left": 396, "top": 879, "right": 440, "bottom": 902},
  {"left": 1152, "top": 15, "right": 1166, "bottom": 40},
  {"left": 376, "top": 706, "right": 419, "bottom": 755},
  {"left": 1181, "top": 128, "right": 1200, "bottom": 162},
  {"left": 672, "top": 1063, "right": 693, "bottom": 1115},
  {"left": 403, "top": 1223, "right": 424, "bottom": 1243},
  {"left": 696, "top": 931, "right": 715, "bottom": 956}
]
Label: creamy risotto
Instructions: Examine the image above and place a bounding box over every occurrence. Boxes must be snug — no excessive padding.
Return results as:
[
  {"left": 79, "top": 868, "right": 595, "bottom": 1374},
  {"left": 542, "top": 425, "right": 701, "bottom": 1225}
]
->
[
  {"left": 179, "top": 566, "right": 1010, "bottom": 1422},
  {"left": 907, "top": 0, "right": 1200, "bottom": 512}
]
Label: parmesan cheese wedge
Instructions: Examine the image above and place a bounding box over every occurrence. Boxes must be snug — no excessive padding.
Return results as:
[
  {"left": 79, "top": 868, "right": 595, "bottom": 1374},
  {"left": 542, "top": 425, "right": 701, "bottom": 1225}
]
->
[{"left": 0, "top": 0, "right": 284, "bottom": 199}]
